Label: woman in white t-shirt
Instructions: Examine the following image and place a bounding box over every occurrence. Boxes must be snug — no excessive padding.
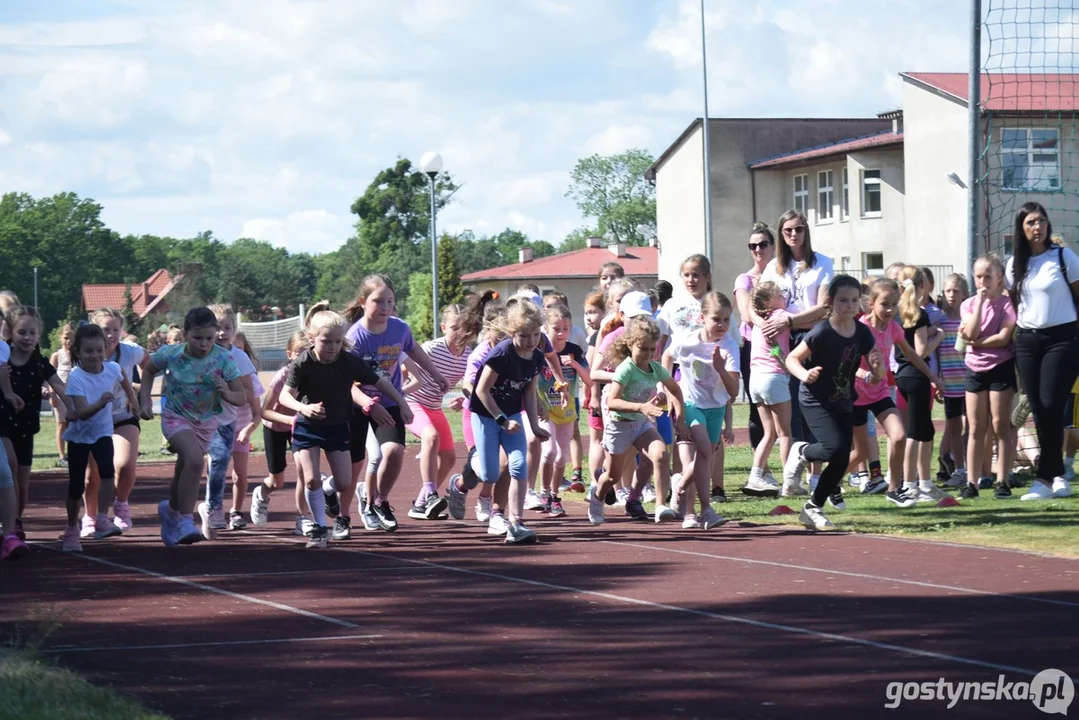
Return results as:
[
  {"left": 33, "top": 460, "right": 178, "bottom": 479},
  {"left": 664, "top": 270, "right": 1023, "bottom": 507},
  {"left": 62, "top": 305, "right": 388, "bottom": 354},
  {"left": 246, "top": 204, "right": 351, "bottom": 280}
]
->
[
  {"left": 1004, "top": 202, "right": 1079, "bottom": 501},
  {"left": 756, "top": 211, "right": 835, "bottom": 470}
]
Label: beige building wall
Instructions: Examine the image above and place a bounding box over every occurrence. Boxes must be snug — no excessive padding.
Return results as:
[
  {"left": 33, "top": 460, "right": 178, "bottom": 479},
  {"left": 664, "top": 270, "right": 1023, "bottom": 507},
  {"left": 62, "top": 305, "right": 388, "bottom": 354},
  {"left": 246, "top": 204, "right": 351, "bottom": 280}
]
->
[
  {"left": 655, "top": 124, "right": 706, "bottom": 290},
  {"left": 902, "top": 81, "right": 970, "bottom": 276}
]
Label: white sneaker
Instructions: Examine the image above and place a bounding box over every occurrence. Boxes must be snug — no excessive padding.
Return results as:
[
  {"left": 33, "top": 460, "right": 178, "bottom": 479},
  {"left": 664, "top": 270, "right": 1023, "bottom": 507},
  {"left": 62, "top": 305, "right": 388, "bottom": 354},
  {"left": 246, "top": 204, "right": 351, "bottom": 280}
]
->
[
  {"left": 654, "top": 504, "right": 677, "bottom": 523},
  {"left": 615, "top": 487, "right": 629, "bottom": 507},
  {"left": 197, "top": 502, "right": 218, "bottom": 540},
  {"left": 208, "top": 504, "right": 227, "bottom": 530},
  {"left": 642, "top": 484, "right": 657, "bottom": 504},
  {"left": 250, "top": 485, "right": 270, "bottom": 525},
  {"left": 79, "top": 515, "right": 96, "bottom": 539},
  {"left": 505, "top": 520, "right": 538, "bottom": 545},
  {"left": 1021, "top": 481, "right": 1055, "bottom": 501},
  {"left": 523, "top": 489, "right": 545, "bottom": 511},
  {"left": 799, "top": 502, "right": 835, "bottom": 531},
  {"left": 780, "top": 482, "right": 808, "bottom": 497},
  {"left": 761, "top": 473, "right": 781, "bottom": 489},
  {"left": 586, "top": 485, "right": 605, "bottom": 526},
  {"left": 783, "top": 441, "right": 809, "bottom": 490},
  {"left": 475, "top": 496, "right": 492, "bottom": 523},
  {"left": 700, "top": 507, "right": 727, "bottom": 530},
  {"left": 487, "top": 512, "right": 509, "bottom": 536},
  {"left": 744, "top": 475, "right": 780, "bottom": 497},
  {"left": 916, "top": 485, "right": 946, "bottom": 503},
  {"left": 1052, "top": 477, "right": 1072, "bottom": 498},
  {"left": 681, "top": 513, "right": 701, "bottom": 529}
]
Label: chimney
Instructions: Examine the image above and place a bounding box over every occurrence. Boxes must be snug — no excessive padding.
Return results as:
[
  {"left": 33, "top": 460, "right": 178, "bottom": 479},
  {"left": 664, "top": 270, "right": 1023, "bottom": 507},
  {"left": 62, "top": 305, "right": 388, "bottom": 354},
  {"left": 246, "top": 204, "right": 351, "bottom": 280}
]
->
[
  {"left": 648, "top": 235, "right": 659, "bottom": 249},
  {"left": 587, "top": 236, "right": 604, "bottom": 248},
  {"left": 142, "top": 281, "right": 151, "bottom": 305},
  {"left": 609, "top": 242, "right": 626, "bottom": 258},
  {"left": 519, "top": 247, "right": 533, "bottom": 263}
]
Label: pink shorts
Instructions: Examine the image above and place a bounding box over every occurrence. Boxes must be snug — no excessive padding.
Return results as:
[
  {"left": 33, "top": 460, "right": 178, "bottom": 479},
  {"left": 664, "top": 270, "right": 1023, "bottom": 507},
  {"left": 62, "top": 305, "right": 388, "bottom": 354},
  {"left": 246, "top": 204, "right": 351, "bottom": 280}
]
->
[
  {"left": 162, "top": 413, "right": 215, "bottom": 453},
  {"left": 462, "top": 407, "right": 475, "bottom": 449},
  {"left": 406, "top": 402, "right": 455, "bottom": 452}
]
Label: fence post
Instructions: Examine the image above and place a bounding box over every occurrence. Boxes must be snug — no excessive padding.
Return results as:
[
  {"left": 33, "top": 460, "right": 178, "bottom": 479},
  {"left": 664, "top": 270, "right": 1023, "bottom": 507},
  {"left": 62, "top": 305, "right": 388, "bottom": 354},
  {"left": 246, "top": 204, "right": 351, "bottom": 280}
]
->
[{"left": 967, "top": 0, "right": 982, "bottom": 281}]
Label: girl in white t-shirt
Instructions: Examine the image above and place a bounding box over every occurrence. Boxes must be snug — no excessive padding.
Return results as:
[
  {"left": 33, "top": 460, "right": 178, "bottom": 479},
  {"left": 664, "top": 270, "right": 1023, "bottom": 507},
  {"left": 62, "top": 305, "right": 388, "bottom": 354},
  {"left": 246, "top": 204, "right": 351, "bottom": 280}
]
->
[
  {"left": 746, "top": 282, "right": 793, "bottom": 495},
  {"left": 61, "top": 324, "right": 138, "bottom": 553}
]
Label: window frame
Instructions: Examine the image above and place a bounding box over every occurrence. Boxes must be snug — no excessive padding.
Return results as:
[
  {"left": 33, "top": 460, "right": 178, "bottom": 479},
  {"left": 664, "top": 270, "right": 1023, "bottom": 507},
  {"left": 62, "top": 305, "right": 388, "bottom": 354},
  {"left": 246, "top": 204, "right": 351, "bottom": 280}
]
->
[
  {"left": 817, "top": 170, "right": 834, "bottom": 223},
  {"left": 1000, "top": 127, "right": 1061, "bottom": 192},
  {"left": 862, "top": 252, "right": 885, "bottom": 275},
  {"left": 841, "top": 167, "right": 850, "bottom": 220},
  {"left": 793, "top": 173, "right": 809, "bottom": 215},
  {"left": 861, "top": 168, "right": 882, "bottom": 218}
]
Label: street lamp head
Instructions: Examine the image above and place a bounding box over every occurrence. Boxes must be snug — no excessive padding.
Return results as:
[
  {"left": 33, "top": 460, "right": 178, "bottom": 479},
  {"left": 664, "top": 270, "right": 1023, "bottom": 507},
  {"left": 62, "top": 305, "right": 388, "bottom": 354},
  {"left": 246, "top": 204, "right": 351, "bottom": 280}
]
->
[
  {"left": 946, "top": 172, "right": 968, "bottom": 189},
  {"left": 420, "top": 151, "right": 444, "bottom": 176}
]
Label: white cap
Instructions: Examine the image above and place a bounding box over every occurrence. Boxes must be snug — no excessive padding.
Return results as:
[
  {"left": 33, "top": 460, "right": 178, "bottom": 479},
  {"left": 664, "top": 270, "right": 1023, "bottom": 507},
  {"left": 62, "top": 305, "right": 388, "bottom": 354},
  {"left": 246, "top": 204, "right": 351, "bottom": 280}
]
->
[
  {"left": 619, "top": 291, "right": 653, "bottom": 318},
  {"left": 515, "top": 291, "right": 542, "bottom": 306}
]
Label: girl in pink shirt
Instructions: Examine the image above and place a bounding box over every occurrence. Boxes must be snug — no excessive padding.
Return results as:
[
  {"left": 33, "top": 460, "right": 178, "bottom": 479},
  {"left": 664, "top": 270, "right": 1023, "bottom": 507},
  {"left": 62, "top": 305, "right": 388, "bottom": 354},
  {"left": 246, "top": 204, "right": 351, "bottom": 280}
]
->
[
  {"left": 959, "top": 254, "right": 1018, "bottom": 499},
  {"left": 746, "top": 282, "right": 794, "bottom": 494}
]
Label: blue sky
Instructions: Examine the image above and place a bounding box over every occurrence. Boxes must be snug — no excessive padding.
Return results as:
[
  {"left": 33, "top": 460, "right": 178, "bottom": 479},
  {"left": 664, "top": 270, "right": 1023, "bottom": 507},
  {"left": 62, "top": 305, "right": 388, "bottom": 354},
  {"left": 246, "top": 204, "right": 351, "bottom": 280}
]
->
[{"left": 0, "top": 0, "right": 971, "bottom": 255}]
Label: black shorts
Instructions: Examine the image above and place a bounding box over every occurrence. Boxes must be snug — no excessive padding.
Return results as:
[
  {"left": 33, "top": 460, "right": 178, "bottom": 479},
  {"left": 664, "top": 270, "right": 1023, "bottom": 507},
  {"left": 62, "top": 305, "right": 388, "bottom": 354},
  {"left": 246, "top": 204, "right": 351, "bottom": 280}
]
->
[
  {"left": 965, "top": 361, "right": 1017, "bottom": 393},
  {"left": 263, "top": 425, "right": 294, "bottom": 475},
  {"left": 114, "top": 415, "right": 141, "bottom": 432},
  {"left": 291, "top": 419, "right": 350, "bottom": 454},
  {"left": 348, "top": 404, "right": 406, "bottom": 464},
  {"left": 6, "top": 434, "right": 34, "bottom": 467},
  {"left": 943, "top": 396, "right": 964, "bottom": 420},
  {"left": 852, "top": 397, "right": 896, "bottom": 427}
]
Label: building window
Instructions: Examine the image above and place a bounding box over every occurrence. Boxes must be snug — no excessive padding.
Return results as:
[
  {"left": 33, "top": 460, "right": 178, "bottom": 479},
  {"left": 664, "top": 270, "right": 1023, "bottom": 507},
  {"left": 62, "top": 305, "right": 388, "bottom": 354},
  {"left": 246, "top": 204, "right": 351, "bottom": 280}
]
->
[
  {"left": 861, "top": 169, "right": 882, "bottom": 216},
  {"left": 793, "top": 174, "right": 808, "bottom": 215},
  {"left": 841, "top": 256, "right": 851, "bottom": 271},
  {"left": 817, "top": 170, "right": 834, "bottom": 222},
  {"left": 1001, "top": 128, "right": 1061, "bottom": 191},
  {"left": 863, "top": 252, "right": 885, "bottom": 275},
  {"left": 841, "top": 168, "right": 850, "bottom": 220},
  {"left": 1001, "top": 234, "right": 1014, "bottom": 258}
]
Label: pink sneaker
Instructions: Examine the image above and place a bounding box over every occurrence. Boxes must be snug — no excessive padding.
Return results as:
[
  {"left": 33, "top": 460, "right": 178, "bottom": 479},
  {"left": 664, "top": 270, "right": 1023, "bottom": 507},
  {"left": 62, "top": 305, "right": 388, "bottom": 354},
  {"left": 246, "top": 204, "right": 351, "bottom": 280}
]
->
[
  {"left": 61, "top": 526, "right": 83, "bottom": 553},
  {"left": 79, "top": 514, "right": 96, "bottom": 539},
  {"left": 112, "top": 499, "right": 133, "bottom": 531},
  {"left": 1, "top": 534, "right": 28, "bottom": 561}
]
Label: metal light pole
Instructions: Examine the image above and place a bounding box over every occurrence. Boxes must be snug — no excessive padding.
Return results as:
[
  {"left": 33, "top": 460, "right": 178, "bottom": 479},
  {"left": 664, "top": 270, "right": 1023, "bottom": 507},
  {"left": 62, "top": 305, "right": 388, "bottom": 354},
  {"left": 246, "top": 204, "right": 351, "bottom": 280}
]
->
[
  {"left": 33, "top": 266, "right": 38, "bottom": 311},
  {"left": 966, "top": 0, "right": 982, "bottom": 281},
  {"left": 700, "top": 0, "right": 714, "bottom": 266},
  {"left": 420, "top": 151, "right": 444, "bottom": 339}
]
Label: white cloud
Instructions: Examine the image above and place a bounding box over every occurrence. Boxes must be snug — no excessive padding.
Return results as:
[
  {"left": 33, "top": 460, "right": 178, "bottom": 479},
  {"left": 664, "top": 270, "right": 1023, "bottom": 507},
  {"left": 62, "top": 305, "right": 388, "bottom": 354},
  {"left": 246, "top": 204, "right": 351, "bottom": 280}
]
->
[
  {"left": 585, "top": 124, "right": 654, "bottom": 155},
  {"left": 0, "top": 129, "right": 10, "bottom": 146},
  {"left": 242, "top": 209, "right": 348, "bottom": 254}
]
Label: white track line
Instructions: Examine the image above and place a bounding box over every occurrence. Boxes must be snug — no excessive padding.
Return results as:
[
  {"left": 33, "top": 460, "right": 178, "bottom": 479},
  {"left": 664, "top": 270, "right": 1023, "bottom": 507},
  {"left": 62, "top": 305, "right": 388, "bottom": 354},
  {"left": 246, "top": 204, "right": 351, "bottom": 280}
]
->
[
  {"left": 597, "top": 540, "right": 1079, "bottom": 609},
  {"left": 860, "top": 532, "right": 1079, "bottom": 561},
  {"left": 44, "top": 634, "right": 382, "bottom": 654},
  {"left": 254, "top": 533, "right": 1046, "bottom": 678},
  {"left": 180, "top": 565, "right": 430, "bottom": 579},
  {"left": 65, "top": 552, "right": 361, "bottom": 629}
]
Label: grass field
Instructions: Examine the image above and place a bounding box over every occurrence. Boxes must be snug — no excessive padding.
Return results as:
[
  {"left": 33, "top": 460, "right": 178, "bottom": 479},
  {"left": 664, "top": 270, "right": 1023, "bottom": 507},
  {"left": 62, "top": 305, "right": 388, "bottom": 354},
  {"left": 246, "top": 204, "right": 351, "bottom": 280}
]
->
[{"left": 28, "top": 404, "right": 1078, "bottom": 558}]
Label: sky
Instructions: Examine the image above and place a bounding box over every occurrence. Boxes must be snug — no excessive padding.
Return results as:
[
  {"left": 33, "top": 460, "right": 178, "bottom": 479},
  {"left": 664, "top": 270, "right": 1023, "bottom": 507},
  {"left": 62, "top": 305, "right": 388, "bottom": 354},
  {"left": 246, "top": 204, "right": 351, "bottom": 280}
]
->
[{"left": 0, "top": 0, "right": 972, "bottom": 256}]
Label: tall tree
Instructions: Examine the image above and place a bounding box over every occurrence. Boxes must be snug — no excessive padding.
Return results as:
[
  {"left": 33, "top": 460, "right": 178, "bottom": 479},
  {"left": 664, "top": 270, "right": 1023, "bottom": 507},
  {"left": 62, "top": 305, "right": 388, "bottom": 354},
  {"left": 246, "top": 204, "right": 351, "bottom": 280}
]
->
[
  {"left": 405, "top": 272, "right": 434, "bottom": 343},
  {"left": 437, "top": 233, "right": 466, "bottom": 311},
  {"left": 565, "top": 149, "right": 656, "bottom": 246},
  {"left": 560, "top": 226, "right": 599, "bottom": 251}
]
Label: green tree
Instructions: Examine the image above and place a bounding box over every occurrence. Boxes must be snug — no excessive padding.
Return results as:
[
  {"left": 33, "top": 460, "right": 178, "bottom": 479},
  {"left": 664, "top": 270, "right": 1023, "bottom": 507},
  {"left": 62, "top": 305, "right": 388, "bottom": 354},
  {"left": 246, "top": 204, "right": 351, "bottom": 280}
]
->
[
  {"left": 560, "top": 226, "right": 599, "bottom": 251},
  {"left": 405, "top": 272, "right": 434, "bottom": 343},
  {"left": 437, "top": 233, "right": 466, "bottom": 311},
  {"left": 216, "top": 238, "right": 303, "bottom": 318},
  {"left": 565, "top": 149, "right": 656, "bottom": 246}
]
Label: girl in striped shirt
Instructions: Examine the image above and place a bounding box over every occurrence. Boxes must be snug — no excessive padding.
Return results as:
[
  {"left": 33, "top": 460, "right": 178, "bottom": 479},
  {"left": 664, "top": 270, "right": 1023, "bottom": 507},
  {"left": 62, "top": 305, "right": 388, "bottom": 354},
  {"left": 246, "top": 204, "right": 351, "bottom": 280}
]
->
[
  {"left": 937, "top": 273, "right": 969, "bottom": 487},
  {"left": 404, "top": 305, "right": 472, "bottom": 521}
]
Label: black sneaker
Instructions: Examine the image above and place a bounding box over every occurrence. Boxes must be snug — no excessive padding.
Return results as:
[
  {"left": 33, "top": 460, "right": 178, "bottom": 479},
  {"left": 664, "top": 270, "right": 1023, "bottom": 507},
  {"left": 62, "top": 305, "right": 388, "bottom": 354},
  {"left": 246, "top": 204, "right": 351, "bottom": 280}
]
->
[
  {"left": 993, "top": 482, "right": 1012, "bottom": 499},
  {"left": 1009, "top": 472, "right": 1027, "bottom": 488},
  {"left": 424, "top": 492, "right": 449, "bottom": 519},
  {"left": 361, "top": 504, "right": 381, "bottom": 530},
  {"left": 885, "top": 489, "right": 916, "bottom": 508},
  {"left": 305, "top": 524, "right": 329, "bottom": 549},
  {"left": 624, "top": 499, "right": 649, "bottom": 520},
  {"left": 604, "top": 487, "right": 617, "bottom": 506},
  {"left": 373, "top": 501, "right": 398, "bottom": 532},
  {"left": 332, "top": 516, "right": 352, "bottom": 540},
  {"left": 229, "top": 510, "right": 247, "bottom": 530},
  {"left": 324, "top": 486, "right": 341, "bottom": 518},
  {"left": 710, "top": 487, "right": 727, "bottom": 504},
  {"left": 461, "top": 448, "right": 480, "bottom": 490},
  {"left": 977, "top": 476, "right": 993, "bottom": 490},
  {"left": 959, "top": 483, "right": 979, "bottom": 499},
  {"left": 828, "top": 488, "right": 846, "bottom": 511}
]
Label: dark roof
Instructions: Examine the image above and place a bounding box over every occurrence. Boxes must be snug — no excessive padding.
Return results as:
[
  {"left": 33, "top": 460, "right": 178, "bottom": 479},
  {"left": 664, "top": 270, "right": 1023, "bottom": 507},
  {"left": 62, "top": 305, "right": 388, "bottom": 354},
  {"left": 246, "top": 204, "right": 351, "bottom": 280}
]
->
[{"left": 748, "top": 131, "right": 903, "bottom": 170}]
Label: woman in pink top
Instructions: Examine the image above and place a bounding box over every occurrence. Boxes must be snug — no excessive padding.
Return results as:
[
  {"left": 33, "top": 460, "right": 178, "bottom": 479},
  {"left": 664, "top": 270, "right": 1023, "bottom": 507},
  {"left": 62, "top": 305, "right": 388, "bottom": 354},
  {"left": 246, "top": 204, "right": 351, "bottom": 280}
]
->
[
  {"left": 733, "top": 221, "right": 776, "bottom": 451},
  {"left": 959, "top": 254, "right": 1018, "bottom": 500},
  {"left": 746, "top": 281, "right": 793, "bottom": 495}
]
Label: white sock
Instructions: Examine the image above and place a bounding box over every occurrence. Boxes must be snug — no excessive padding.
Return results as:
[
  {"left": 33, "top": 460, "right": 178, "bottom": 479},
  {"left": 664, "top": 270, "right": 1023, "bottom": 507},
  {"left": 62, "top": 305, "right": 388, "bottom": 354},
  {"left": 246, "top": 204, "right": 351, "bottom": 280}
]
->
[
  {"left": 305, "top": 488, "right": 327, "bottom": 528},
  {"left": 808, "top": 474, "right": 820, "bottom": 492},
  {"left": 918, "top": 478, "right": 934, "bottom": 491},
  {"left": 322, "top": 474, "right": 338, "bottom": 494},
  {"left": 902, "top": 480, "right": 916, "bottom": 490},
  {"left": 750, "top": 466, "right": 764, "bottom": 479}
]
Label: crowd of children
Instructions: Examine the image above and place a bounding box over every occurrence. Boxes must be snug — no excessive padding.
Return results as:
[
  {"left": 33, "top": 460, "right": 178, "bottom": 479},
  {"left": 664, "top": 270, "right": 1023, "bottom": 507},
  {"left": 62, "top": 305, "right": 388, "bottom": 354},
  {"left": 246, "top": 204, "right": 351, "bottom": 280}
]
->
[{"left": 0, "top": 202, "right": 1075, "bottom": 557}]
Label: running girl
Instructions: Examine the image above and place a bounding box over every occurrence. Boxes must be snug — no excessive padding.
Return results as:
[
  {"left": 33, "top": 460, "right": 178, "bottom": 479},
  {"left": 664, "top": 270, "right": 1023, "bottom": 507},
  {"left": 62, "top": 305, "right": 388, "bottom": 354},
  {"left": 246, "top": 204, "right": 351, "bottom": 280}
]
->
[
  {"left": 250, "top": 331, "right": 311, "bottom": 534},
  {"left": 138, "top": 307, "right": 247, "bottom": 547},
  {"left": 662, "top": 293, "right": 735, "bottom": 530},
  {"left": 470, "top": 300, "right": 550, "bottom": 544},
  {"left": 537, "top": 304, "right": 590, "bottom": 517},
  {"left": 937, "top": 274, "right": 970, "bottom": 488},
  {"left": 784, "top": 275, "right": 881, "bottom": 530},
  {"left": 959, "top": 255, "right": 1018, "bottom": 500},
  {"left": 590, "top": 316, "right": 685, "bottom": 526},
  {"left": 49, "top": 324, "right": 74, "bottom": 469},
  {"left": 278, "top": 303, "right": 409, "bottom": 547},
  {"left": 60, "top": 323, "right": 138, "bottom": 552},
  {"left": 746, "top": 281, "right": 793, "bottom": 496}
]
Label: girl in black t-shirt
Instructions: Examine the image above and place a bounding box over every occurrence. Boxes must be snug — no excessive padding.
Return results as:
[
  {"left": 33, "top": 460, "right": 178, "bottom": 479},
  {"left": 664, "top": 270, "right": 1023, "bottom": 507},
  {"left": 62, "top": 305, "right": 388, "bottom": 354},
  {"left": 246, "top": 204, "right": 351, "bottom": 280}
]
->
[{"left": 785, "top": 276, "right": 882, "bottom": 531}]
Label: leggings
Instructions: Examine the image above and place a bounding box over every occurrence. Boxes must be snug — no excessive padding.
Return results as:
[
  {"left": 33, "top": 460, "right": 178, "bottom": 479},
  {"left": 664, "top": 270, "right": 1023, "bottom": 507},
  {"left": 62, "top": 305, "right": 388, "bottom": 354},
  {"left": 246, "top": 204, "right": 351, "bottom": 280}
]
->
[
  {"left": 68, "top": 436, "right": 114, "bottom": 501},
  {"left": 206, "top": 422, "right": 236, "bottom": 510},
  {"left": 471, "top": 412, "right": 527, "bottom": 483},
  {"left": 800, "top": 403, "right": 853, "bottom": 508},
  {"left": 740, "top": 340, "right": 763, "bottom": 449},
  {"left": 540, "top": 420, "right": 574, "bottom": 466},
  {"left": 896, "top": 374, "right": 934, "bottom": 442},
  {"left": 1015, "top": 324, "right": 1078, "bottom": 481}
]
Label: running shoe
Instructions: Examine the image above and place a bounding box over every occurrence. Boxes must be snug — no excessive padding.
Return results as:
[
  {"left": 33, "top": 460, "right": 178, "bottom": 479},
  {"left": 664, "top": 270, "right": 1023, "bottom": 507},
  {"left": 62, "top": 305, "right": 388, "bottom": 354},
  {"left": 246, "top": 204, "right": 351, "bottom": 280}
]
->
[
  {"left": 176, "top": 515, "right": 203, "bottom": 545},
  {"left": 1052, "top": 477, "right": 1073, "bottom": 498},
  {"left": 978, "top": 476, "right": 994, "bottom": 490},
  {"left": 710, "top": 487, "right": 727, "bottom": 504},
  {"left": 159, "top": 500, "right": 181, "bottom": 547},
  {"left": 373, "top": 501, "right": 398, "bottom": 532},
  {"left": 827, "top": 488, "right": 846, "bottom": 511},
  {"left": 993, "top": 482, "right": 1012, "bottom": 500},
  {"left": 958, "top": 483, "right": 979, "bottom": 499},
  {"left": 505, "top": 520, "right": 538, "bottom": 545},
  {"left": 323, "top": 477, "right": 341, "bottom": 518},
  {"left": 523, "top": 488, "right": 545, "bottom": 511},
  {"left": 586, "top": 485, "right": 605, "bottom": 526},
  {"left": 60, "top": 526, "right": 83, "bottom": 553},
  {"left": 332, "top": 516, "right": 352, "bottom": 540},
  {"left": 197, "top": 502, "right": 218, "bottom": 540},
  {"left": 14, "top": 518, "right": 25, "bottom": 541},
  {"left": 885, "top": 489, "right": 916, "bottom": 508},
  {"left": 407, "top": 501, "right": 428, "bottom": 520},
  {"left": 681, "top": 514, "right": 701, "bottom": 529},
  {"left": 294, "top": 516, "right": 314, "bottom": 536},
  {"left": 642, "top": 484, "right": 657, "bottom": 504},
  {"left": 614, "top": 487, "right": 630, "bottom": 507},
  {"left": 361, "top": 504, "right": 381, "bottom": 530},
  {"left": 653, "top": 505, "right": 678, "bottom": 523},
  {"left": 700, "top": 507, "right": 727, "bottom": 530},
  {"left": 538, "top": 491, "right": 552, "bottom": 513},
  {"left": 250, "top": 485, "right": 270, "bottom": 526},
  {"left": 744, "top": 475, "right": 781, "bottom": 497},
  {"left": 461, "top": 448, "right": 480, "bottom": 490},
  {"left": 549, "top": 497, "right": 566, "bottom": 518},
  {"left": 79, "top": 514, "right": 95, "bottom": 539},
  {"left": 944, "top": 469, "right": 967, "bottom": 489},
  {"left": 861, "top": 476, "right": 888, "bottom": 495},
  {"left": 915, "top": 486, "right": 945, "bottom": 503},
  {"left": 780, "top": 482, "right": 808, "bottom": 498},
  {"left": 229, "top": 510, "right": 247, "bottom": 530},
  {"left": 475, "top": 496, "right": 492, "bottom": 523},
  {"left": 423, "top": 492, "right": 448, "bottom": 519},
  {"left": 487, "top": 512, "right": 509, "bottom": 536},
  {"left": 1, "top": 533, "right": 29, "bottom": 561},
  {"left": 1020, "top": 480, "right": 1054, "bottom": 501},
  {"left": 624, "top": 498, "right": 649, "bottom": 521},
  {"left": 94, "top": 514, "right": 122, "bottom": 540},
  {"left": 847, "top": 471, "right": 867, "bottom": 490},
  {"left": 112, "top": 499, "right": 133, "bottom": 531},
  {"left": 799, "top": 501, "right": 834, "bottom": 531},
  {"left": 305, "top": 524, "right": 329, "bottom": 549},
  {"left": 446, "top": 475, "right": 467, "bottom": 520},
  {"left": 569, "top": 469, "right": 585, "bottom": 493}
]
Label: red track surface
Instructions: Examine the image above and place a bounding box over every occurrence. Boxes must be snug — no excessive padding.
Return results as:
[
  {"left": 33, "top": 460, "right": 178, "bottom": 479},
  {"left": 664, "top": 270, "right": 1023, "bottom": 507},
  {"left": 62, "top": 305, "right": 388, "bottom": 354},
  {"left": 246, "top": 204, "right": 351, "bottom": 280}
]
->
[{"left": 2, "top": 456, "right": 1077, "bottom": 720}]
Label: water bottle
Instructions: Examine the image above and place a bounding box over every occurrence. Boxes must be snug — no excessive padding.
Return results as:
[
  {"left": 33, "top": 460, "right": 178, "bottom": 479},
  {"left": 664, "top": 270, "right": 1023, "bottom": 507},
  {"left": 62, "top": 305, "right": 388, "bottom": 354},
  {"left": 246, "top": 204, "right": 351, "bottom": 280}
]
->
[{"left": 954, "top": 335, "right": 967, "bottom": 354}]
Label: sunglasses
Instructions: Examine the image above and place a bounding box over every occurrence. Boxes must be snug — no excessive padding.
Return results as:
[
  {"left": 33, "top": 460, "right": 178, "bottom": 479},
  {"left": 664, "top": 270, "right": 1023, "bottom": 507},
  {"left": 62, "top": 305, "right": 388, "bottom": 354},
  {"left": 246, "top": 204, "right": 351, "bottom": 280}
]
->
[
  {"left": 747, "top": 241, "right": 773, "bottom": 251},
  {"left": 782, "top": 226, "right": 806, "bottom": 235}
]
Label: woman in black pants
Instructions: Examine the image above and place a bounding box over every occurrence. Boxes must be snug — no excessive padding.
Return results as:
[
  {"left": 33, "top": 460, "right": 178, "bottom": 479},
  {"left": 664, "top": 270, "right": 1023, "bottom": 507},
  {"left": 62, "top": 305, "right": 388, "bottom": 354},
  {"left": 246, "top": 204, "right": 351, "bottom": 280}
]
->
[{"left": 1005, "top": 202, "right": 1079, "bottom": 500}]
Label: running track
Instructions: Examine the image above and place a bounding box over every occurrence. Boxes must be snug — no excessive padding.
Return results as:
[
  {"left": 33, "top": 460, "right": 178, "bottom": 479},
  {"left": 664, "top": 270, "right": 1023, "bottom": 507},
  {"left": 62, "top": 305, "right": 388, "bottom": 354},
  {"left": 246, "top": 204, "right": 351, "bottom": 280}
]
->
[{"left": 2, "top": 456, "right": 1077, "bottom": 719}]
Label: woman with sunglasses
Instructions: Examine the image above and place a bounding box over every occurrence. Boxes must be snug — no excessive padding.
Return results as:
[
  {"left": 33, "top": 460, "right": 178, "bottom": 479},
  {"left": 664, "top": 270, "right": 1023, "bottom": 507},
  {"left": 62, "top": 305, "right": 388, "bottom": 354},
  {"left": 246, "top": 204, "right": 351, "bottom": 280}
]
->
[
  {"left": 755, "top": 210, "right": 835, "bottom": 495},
  {"left": 1005, "top": 202, "right": 1079, "bottom": 501},
  {"left": 733, "top": 222, "right": 776, "bottom": 491}
]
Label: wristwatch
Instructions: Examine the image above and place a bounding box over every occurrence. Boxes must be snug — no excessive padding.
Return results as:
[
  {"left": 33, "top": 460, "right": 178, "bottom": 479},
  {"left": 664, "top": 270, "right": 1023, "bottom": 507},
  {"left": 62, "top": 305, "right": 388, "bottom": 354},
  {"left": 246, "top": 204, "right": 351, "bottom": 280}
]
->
[{"left": 495, "top": 414, "right": 508, "bottom": 427}]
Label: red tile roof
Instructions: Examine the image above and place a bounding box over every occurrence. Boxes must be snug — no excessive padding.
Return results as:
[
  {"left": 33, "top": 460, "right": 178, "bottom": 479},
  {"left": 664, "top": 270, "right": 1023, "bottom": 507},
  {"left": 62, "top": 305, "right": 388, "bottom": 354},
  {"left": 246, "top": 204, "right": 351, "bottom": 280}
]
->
[
  {"left": 749, "top": 131, "right": 903, "bottom": 169},
  {"left": 461, "top": 246, "right": 658, "bottom": 282},
  {"left": 81, "top": 269, "right": 184, "bottom": 318},
  {"left": 902, "top": 72, "right": 1079, "bottom": 112}
]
